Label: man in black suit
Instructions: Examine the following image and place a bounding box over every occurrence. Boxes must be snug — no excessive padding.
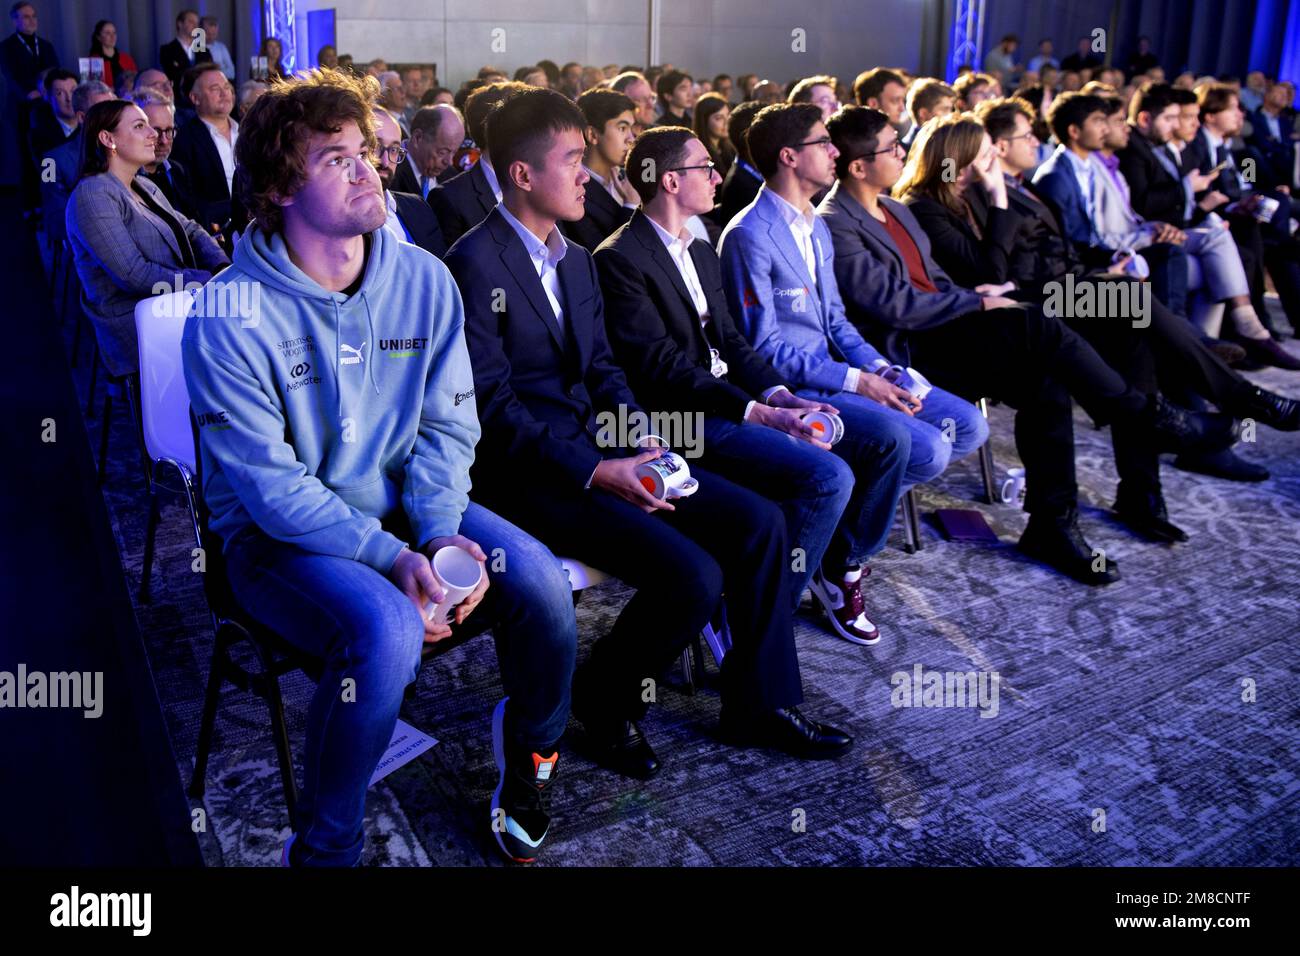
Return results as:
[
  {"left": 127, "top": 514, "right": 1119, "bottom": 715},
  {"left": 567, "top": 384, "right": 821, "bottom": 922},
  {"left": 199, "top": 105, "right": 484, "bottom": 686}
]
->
[
  {"left": 390, "top": 103, "right": 464, "bottom": 198},
  {"left": 0, "top": 2, "right": 57, "bottom": 100},
  {"left": 171, "top": 63, "right": 237, "bottom": 234},
  {"left": 595, "top": 125, "right": 860, "bottom": 614},
  {"left": 443, "top": 88, "right": 851, "bottom": 777},
  {"left": 159, "top": 10, "right": 213, "bottom": 102},
  {"left": 430, "top": 81, "right": 527, "bottom": 248},
  {"left": 135, "top": 89, "right": 200, "bottom": 221},
  {"left": 717, "top": 100, "right": 764, "bottom": 227},
  {"left": 372, "top": 106, "right": 445, "bottom": 257},
  {"left": 28, "top": 66, "right": 76, "bottom": 158},
  {"left": 562, "top": 88, "right": 638, "bottom": 250}
]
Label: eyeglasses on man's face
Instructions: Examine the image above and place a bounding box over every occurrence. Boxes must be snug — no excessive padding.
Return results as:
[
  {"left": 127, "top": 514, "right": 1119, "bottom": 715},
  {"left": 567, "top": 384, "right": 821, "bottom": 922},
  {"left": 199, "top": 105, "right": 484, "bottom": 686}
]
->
[
  {"left": 151, "top": 126, "right": 177, "bottom": 140},
  {"left": 865, "top": 139, "right": 904, "bottom": 157},
  {"left": 794, "top": 136, "right": 836, "bottom": 151},
  {"left": 374, "top": 143, "right": 407, "bottom": 165},
  {"left": 667, "top": 160, "right": 717, "bottom": 176}
]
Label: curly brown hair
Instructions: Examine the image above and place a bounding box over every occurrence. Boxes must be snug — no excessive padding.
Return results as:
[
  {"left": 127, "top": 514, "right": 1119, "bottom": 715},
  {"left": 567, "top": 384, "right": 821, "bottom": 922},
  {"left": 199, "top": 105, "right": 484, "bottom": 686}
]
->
[{"left": 234, "top": 69, "right": 380, "bottom": 233}]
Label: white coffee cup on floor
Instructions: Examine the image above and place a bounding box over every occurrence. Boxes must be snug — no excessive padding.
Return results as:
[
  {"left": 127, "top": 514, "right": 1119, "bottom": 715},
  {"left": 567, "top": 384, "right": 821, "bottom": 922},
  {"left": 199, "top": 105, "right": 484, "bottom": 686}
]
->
[
  {"left": 999, "top": 466, "right": 1026, "bottom": 506},
  {"left": 424, "top": 545, "right": 484, "bottom": 625}
]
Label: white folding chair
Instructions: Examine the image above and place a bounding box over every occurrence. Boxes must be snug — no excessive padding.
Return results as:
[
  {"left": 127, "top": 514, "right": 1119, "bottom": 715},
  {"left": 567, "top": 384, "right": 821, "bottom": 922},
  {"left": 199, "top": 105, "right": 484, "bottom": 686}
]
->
[
  {"left": 135, "top": 289, "right": 203, "bottom": 600},
  {"left": 558, "top": 556, "right": 730, "bottom": 693}
]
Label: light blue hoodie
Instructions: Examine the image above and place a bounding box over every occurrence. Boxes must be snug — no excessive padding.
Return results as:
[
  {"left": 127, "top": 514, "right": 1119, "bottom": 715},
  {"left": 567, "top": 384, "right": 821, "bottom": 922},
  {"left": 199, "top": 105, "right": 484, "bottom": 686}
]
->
[{"left": 182, "top": 223, "right": 480, "bottom": 572}]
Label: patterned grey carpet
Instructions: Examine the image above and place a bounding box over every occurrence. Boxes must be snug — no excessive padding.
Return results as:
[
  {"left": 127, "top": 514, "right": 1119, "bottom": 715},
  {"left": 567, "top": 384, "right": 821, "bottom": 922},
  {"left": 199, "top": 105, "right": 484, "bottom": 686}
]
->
[{"left": 83, "top": 312, "right": 1300, "bottom": 867}]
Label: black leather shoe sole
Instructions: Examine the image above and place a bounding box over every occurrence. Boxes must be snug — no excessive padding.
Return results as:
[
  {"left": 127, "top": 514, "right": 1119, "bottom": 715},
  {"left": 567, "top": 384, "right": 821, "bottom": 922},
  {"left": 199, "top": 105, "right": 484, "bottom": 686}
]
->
[
  {"left": 1113, "top": 507, "right": 1190, "bottom": 544},
  {"left": 1017, "top": 537, "right": 1121, "bottom": 586},
  {"left": 719, "top": 718, "right": 853, "bottom": 760}
]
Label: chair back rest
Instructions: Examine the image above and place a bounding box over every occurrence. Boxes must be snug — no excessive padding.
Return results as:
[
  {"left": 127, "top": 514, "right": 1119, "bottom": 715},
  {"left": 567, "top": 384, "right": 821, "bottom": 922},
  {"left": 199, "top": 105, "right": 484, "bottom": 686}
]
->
[{"left": 135, "top": 289, "right": 198, "bottom": 473}]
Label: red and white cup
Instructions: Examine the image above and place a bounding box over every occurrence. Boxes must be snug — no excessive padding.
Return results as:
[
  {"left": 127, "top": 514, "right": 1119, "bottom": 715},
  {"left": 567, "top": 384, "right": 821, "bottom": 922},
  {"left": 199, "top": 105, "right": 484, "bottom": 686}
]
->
[
  {"left": 801, "top": 410, "right": 845, "bottom": 444},
  {"left": 635, "top": 451, "right": 699, "bottom": 500},
  {"left": 424, "top": 545, "right": 484, "bottom": 625}
]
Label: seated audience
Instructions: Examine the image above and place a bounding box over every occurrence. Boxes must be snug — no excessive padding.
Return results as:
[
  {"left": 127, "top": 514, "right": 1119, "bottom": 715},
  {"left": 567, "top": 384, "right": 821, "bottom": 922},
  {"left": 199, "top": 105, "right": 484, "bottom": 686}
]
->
[
  {"left": 430, "top": 81, "right": 528, "bottom": 247},
  {"left": 171, "top": 63, "right": 239, "bottom": 232},
  {"left": 444, "top": 88, "right": 853, "bottom": 778},
  {"left": 39, "top": 80, "right": 114, "bottom": 247},
  {"left": 237, "top": 80, "right": 268, "bottom": 119},
  {"left": 611, "top": 70, "right": 658, "bottom": 134},
  {"left": 594, "top": 125, "right": 856, "bottom": 616},
  {"left": 656, "top": 69, "right": 694, "bottom": 126},
  {"left": 29, "top": 67, "right": 78, "bottom": 158},
  {"left": 371, "top": 105, "right": 446, "bottom": 256},
  {"left": 819, "top": 105, "right": 1234, "bottom": 584},
  {"left": 953, "top": 71, "right": 997, "bottom": 111},
  {"left": 1027, "top": 39, "right": 1058, "bottom": 74},
  {"left": 853, "top": 68, "right": 907, "bottom": 128},
  {"left": 901, "top": 78, "right": 956, "bottom": 155},
  {"left": 1061, "top": 36, "right": 1103, "bottom": 73},
  {"left": 392, "top": 103, "right": 464, "bottom": 197},
  {"left": 719, "top": 103, "right": 983, "bottom": 639},
  {"left": 67, "top": 99, "right": 228, "bottom": 379},
  {"left": 258, "top": 37, "right": 286, "bottom": 81},
  {"left": 562, "top": 88, "right": 638, "bottom": 250},
  {"left": 718, "top": 100, "right": 764, "bottom": 226},
  {"left": 693, "top": 91, "right": 735, "bottom": 183},
  {"left": 182, "top": 69, "right": 577, "bottom": 866},
  {"left": 788, "top": 75, "right": 840, "bottom": 120},
  {"left": 134, "top": 87, "right": 200, "bottom": 221}
]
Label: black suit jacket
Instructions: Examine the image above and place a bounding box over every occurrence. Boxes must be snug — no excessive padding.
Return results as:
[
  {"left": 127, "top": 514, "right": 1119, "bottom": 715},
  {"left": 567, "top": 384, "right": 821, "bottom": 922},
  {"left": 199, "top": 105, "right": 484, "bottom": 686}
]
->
[
  {"left": 594, "top": 209, "right": 785, "bottom": 423},
  {"left": 140, "top": 158, "right": 199, "bottom": 221},
  {"left": 170, "top": 113, "right": 232, "bottom": 229},
  {"left": 1118, "top": 130, "right": 1195, "bottom": 228},
  {"left": 903, "top": 190, "right": 1025, "bottom": 288},
  {"left": 388, "top": 156, "right": 423, "bottom": 197},
  {"left": 998, "top": 176, "right": 1113, "bottom": 285},
  {"left": 443, "top": 206, "right": 642, "bottom": 493},
  {"left": 429, "top": 161, "right": 498, "bottom": 249},
  {"left": 0, "top": 32, "right": 59, "bottom": 96},
  {"left": 1183, "top": 127, "right": 1244, "bottom": 202},
  {"left": 1246, "top": 108, "right": 1296, "bottom": 190},
  {"left": 28, "top": 101, "right": 74, "bottom": 159},
  {"left": 561, "top": 176, "right": 634, "bottom": 251},
  {"left": 391, "top": 190, "right": 446, "bottom": 258},
  {"left": 719, "top": 162, "right": 762, "bottom": 228},
  {"left": 159, "top": 39, "right": 213, "bottom": 96}
]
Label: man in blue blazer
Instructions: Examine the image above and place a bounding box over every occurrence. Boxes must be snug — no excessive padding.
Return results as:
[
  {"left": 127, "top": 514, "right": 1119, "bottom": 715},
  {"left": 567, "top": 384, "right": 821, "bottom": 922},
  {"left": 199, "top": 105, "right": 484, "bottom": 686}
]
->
[
  {"left": 719, "top": 102, "right": 986, "bottom": 638},
  {"left": 444, "top": 89, "right": 852, "bottom": 780}
]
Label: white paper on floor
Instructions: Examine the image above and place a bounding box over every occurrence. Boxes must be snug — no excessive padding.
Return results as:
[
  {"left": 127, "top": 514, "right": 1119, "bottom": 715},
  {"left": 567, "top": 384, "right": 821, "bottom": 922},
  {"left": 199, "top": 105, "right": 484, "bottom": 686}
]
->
[{"left": 369, "top": 719, "right": 438, "bottom": 787}]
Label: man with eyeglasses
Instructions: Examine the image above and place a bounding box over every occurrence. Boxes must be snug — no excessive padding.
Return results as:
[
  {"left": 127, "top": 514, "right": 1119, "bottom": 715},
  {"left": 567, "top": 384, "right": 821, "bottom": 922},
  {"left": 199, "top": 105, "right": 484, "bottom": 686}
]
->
[
  {"left": 391, "top": 102, "right": 464, "bottom": 199},
  {"left": 719, "top": 102, "right": 953, "bottom": 646},
  {"left": 372, "top": 106, "right": 446, "bottom": 257},
  {"left": 134, "top": 88, "right": 199, "bottom": 221}
]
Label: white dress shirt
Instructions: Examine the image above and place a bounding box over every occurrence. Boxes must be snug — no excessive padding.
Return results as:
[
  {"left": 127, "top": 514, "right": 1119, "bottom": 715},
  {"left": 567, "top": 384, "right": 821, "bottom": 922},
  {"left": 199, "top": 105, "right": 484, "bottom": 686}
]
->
[
  {"left": 1202, "top": 127, "right": 1249, "bottom": 193},
  {"left": 201, "top": 116, "right": 239, "bottom": 194},
  {"left": 382, "top": 190, "right": 413, "bottom": 245},
  {"left": 497, "top": 202, "right": 567, "bottom": 332},
  {"left": 646, "top": 212, "right": 787, "bottom": 418},
  {"left": 768, "top": 189, "right": 818, "bottom": 285}
]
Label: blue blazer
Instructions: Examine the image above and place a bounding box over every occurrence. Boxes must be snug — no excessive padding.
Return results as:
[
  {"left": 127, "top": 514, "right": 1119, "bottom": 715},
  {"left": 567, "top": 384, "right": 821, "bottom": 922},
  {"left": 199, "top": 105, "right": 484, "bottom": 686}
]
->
[
  {"left": 1030, "top": 145, "right": 1093, "bottom": 249},
  {"left": 443, "top": 206, "right": 642, "bottom": 492},
  {"left": 717, "top": 185, "right": 886, "bottom": 394}
]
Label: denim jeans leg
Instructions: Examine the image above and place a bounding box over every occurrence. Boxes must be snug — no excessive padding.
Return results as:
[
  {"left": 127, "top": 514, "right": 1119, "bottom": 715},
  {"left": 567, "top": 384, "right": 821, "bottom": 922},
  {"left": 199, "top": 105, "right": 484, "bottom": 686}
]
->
[
  {"left": 223, "top": 528, "right": 425, "bottom": 867},
  {"left": 700, "top": 416, "right": 853, "bottom": 608},
  {"left": 455, "top": 500, "right": 577, "bottom": 751}
]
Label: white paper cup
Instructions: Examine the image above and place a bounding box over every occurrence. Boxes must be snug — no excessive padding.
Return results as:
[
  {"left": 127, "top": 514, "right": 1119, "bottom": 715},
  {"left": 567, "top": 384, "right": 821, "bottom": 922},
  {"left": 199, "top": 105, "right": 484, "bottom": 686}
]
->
[
  {"left": 635, "top": 451, "right": 699, "bottom": 500},
  {"left": 424, "top": 545, "right": 484, "bottom": 625},
  {"left": 801, "top": 410, "right": 845, "bottom": 444}
]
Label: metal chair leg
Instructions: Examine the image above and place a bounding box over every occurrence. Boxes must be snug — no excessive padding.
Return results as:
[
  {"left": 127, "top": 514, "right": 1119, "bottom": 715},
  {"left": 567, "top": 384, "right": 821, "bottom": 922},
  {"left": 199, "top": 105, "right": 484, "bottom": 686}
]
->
[
  {"left": 85, "top": 345, "right": 100, "bottom": 418},
  {"left": 977, "top": 398, "right": 998, "bottom": 504},
  {"left": 97, "top": 386, "right": 113, "bottom": 485},
  {"left": 188, "top": 627, "right": 230, "bottom": 799},
  {"left": 679, "top": 646, "right": 696, "bottom": 695},
  {"left": 253, "top": 640, "right": 300, "bottom": 830},
  {"left": 900, "top": 488, "right": 922, "bottom": 553},
  {"left": 139, "top": 488, "right": 161, "bottom": 603}
]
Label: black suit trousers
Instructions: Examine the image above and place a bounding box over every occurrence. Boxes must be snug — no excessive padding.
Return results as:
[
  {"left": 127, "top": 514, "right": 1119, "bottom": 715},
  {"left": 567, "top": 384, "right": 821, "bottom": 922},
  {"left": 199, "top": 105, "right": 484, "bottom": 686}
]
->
[{"left": 474, "top": 465, "right": 803, "bottom": 721}]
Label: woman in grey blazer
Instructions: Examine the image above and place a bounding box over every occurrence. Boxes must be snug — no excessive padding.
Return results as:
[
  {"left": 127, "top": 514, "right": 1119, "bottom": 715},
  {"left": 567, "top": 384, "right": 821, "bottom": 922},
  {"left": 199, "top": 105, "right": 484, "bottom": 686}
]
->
[{"left": 66, "top": 99, "right": 229, "bottom": 378}]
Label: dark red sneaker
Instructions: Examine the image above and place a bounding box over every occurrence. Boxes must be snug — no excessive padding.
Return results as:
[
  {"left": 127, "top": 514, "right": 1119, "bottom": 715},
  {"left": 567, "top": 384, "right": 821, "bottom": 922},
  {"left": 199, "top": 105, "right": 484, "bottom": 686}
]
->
[{"left": 808, "top": 567, "right": 881, "bottom": 645}]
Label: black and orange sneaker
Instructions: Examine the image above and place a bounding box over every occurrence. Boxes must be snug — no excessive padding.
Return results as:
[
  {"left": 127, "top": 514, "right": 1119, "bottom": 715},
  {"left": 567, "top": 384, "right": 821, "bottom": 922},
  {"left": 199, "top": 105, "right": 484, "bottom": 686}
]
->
[{"left": 490, "top": 697, "right": 558, "bottom": 863}]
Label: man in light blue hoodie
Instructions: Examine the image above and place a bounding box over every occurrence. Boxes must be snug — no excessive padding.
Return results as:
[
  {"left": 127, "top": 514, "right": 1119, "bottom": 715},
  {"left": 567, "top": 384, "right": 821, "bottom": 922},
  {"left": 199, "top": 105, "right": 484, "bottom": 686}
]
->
[{"left": 182, "top": 70, "right": 577, "bottom": 866}]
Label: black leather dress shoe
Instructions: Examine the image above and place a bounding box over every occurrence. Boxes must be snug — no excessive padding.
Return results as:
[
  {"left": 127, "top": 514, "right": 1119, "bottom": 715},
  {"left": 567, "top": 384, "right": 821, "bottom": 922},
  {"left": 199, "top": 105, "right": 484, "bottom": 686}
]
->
[
  {"left": 1018, "top": 507, "right": 1120, "bottom": 585},
  {"left": 1144, "top": 394, "right": 1238, "bottom": 456},
  {"left": 720, "top": 706, "right": 852, "bottom": 759},
  {"left": 1174, "top": 448, "right": 1270, "bottom": 482},
  {"left": 1238, "top": 335, "right": 1300, "bottom": 371},
  {"left": 1229, "top": 385, "right": 1300, "bottom": 432},
  {"left": 1113, "top": 486, "right": 1189, "bottom": 544},
  {"left": 580, "top": 717, "right": 661, "bottom": 780},
  {"left": 1202, "top": 337, "right": 1248, "bottom": 366}
]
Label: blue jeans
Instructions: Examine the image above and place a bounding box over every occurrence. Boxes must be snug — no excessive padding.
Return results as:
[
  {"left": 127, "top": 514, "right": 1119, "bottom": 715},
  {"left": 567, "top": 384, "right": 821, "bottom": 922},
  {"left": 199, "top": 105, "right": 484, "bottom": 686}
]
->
[
  {"left": 804, "top": 386, "right": 989, "bottom": 491},
  {"left": 223, "top": 500, "right": 576, "bottom": 867},
  {"left": 792, "top": 388, "right": 911, "bottom": 570},
  {"left": 699, "top": 415, "right": 853, "bottom": 608}
]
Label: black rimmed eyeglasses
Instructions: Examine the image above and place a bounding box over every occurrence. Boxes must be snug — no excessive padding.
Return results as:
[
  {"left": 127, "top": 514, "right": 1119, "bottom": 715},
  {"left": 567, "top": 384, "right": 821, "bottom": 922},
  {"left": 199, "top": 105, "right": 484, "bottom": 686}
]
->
[
  {"left": 666, "top": 160, "right": 718, "bottom": 174},
  {"left": 793, "top": 136, "right": 835, "bottom": 150}
]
